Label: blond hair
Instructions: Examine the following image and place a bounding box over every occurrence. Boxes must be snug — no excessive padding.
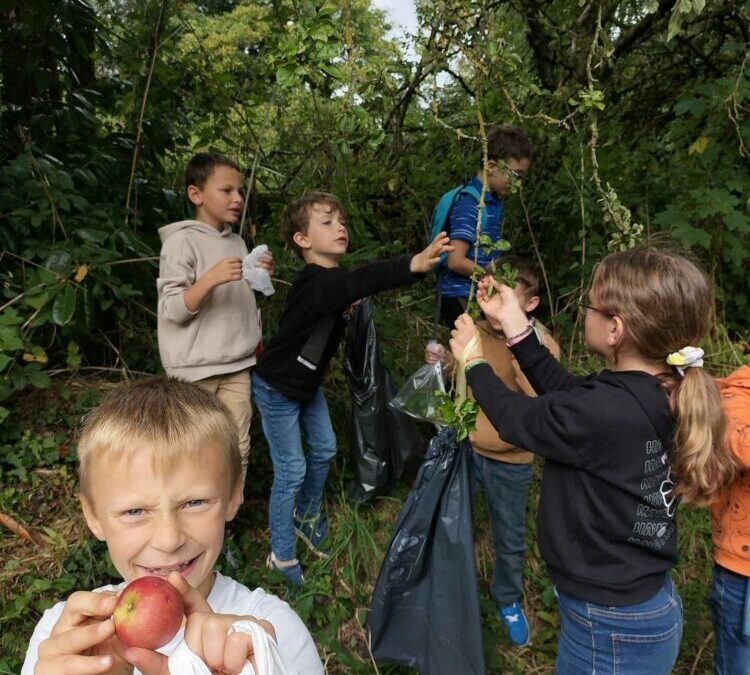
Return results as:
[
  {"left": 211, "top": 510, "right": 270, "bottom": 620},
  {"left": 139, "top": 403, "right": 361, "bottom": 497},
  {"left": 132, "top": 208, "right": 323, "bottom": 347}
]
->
[
  {"left": 77, "top": 377, "right": 241, "bottom": 501},
  {"left": 592, "top": 247, "right": 735, "bottom": 505}
]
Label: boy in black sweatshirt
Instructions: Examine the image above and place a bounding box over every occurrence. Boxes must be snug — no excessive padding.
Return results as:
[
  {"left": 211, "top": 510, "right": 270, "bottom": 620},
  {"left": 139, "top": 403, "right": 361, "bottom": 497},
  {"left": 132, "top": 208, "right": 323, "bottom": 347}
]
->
[{"left": 253, "top": 191, "right": 451, "bottom": 583}]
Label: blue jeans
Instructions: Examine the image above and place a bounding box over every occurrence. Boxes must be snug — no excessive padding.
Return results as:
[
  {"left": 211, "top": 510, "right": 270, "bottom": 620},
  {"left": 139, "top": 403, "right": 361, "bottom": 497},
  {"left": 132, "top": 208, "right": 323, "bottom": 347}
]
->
[
  {"left": 252, "top": 373, "right": 337, "bottom": 561},
  {"left": 710, "top": 564, "right": 750, "bottom": 675},
  {"left": 555, "top": 575, "right": 682, "bottom": 675},
  {"left": 471, "top": 454, "right": 532, "bottom": 606}
]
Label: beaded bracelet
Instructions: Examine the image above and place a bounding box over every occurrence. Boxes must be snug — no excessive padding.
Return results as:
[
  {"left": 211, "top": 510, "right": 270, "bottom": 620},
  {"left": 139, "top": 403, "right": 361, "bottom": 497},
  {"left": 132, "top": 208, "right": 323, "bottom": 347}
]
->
[{"left": 506, "top": 318, "right": 536, "bottom": 347}]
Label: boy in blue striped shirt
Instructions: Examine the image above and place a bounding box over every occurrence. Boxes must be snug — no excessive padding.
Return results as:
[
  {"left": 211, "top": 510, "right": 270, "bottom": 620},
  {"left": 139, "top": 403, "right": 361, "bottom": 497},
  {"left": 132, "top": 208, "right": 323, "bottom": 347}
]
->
[{"left": 438, "top": 126, "right": 533, "bottom": 327}]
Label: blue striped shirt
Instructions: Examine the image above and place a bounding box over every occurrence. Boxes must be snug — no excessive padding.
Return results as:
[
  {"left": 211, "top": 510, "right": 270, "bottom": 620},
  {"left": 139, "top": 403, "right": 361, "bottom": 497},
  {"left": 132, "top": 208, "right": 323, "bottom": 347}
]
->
[{"left": 438, "top": 177, "right": 504, "bottom": 298}]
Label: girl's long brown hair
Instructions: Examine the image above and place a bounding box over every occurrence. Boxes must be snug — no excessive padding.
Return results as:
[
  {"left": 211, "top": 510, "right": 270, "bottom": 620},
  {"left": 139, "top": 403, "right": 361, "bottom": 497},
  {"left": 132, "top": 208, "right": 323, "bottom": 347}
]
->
[{"left": 593, "top": 247, "right": 735, "bottom": 506}]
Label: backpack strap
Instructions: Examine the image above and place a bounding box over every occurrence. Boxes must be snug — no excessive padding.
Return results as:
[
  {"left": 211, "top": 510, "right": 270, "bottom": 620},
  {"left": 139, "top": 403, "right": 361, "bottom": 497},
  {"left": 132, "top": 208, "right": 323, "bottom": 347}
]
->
[{"left": 458, "top": 184, "right": 487, "bottom": 228}]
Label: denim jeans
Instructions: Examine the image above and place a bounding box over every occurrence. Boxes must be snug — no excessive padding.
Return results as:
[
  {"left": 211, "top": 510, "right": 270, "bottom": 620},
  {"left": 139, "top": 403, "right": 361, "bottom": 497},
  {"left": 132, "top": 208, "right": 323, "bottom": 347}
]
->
[
  {"left": 252, "top": 373, "right": 337, "bottom": 561},
  {"left": 710, "top": 564, "right": 750, "bottom": 675},
  {"left": 555, "top": 575, "right": 682, "bottom": 675},
  {"left": 471, "top": 454, "right": 532, "bottom": 606}
]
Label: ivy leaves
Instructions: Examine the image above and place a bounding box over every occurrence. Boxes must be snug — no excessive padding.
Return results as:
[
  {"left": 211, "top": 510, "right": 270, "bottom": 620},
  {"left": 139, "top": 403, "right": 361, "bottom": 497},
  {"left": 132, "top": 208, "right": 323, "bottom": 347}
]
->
[{"left": 435, "top": 391, "right": 478, "bottom": 442}]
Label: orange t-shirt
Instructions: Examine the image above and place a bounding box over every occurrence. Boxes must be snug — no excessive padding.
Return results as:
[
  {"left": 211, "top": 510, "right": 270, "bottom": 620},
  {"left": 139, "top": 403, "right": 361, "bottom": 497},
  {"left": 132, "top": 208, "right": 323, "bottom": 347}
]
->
[{"left": 711, "top": 365, "right": 750, "bottom": 576}]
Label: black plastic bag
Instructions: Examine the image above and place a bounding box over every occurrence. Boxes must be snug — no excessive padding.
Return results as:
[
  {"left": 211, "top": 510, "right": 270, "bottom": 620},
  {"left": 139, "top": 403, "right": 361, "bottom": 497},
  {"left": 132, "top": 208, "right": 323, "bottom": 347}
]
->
[
  {"left": 343, "top": 297, "right": 425, "bottom": 502},
  {"left": 367, "top": 426, "right": 485, "bottom": 675}
]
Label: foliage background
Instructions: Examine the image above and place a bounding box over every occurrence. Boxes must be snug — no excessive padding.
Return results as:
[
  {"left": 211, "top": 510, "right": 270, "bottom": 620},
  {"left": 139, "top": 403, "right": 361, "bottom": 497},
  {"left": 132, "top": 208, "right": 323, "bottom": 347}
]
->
[{"left": 0, "top": 0, "right": 748, "bottom": 672}]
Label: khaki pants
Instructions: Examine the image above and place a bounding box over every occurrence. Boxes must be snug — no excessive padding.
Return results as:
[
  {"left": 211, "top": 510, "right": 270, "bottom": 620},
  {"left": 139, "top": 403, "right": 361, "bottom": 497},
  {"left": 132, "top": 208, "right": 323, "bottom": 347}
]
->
[{"left": 195, "top": 368, "right": 251, "bottom": 480}]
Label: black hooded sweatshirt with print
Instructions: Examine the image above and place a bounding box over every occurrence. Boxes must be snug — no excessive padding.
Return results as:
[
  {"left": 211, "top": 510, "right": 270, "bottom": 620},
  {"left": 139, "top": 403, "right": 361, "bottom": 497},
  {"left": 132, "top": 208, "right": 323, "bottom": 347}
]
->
[{"left": 467, "top": 334, "right": 678, "bottom": 605}]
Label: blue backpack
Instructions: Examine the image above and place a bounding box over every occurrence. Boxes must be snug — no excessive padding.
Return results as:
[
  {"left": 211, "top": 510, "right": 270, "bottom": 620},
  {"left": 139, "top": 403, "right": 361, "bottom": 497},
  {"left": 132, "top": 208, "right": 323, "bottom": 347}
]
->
[{"left": 429, "top": 182, "right": 487, "bottom": 271}]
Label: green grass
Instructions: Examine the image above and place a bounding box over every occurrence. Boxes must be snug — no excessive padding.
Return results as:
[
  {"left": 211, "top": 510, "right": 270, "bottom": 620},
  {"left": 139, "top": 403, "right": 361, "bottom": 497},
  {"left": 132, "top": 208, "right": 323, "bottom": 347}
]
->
[{"left": 0, "top": 375, "right": 724, "bottom": 674}]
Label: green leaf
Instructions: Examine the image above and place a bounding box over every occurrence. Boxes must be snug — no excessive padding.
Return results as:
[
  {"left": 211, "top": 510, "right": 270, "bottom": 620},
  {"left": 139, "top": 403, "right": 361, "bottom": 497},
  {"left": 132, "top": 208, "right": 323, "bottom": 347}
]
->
[
  {"left": 667, "top": 10, "right": 683, "bottom": 42},
  {"left": 672, "top": 225, "right": 712, "bottom": 249},
  {"left": 0, "top": 325, "right": 24, "bottom": 351},
  {"left": 45, "top": 251, "right": 72, "bottom": 275},
  {"left": 117, "top": 229, "right": 155, "bottom": 258},
  {"left": 75, "top": 228, "right": 109, "bottom": 244},
  {"left": 276, "top": 65, "right": 298, "bottom": 87},
  {"left": 66, "top": 341, "right": 82, "bottom": 370},
  {"left": 0, "top": 406, "right": 8, "bottom": 425},
  {"left": 26, "top": 368, "right": 51, "bottom": 389},
  {"left": 52, "top": 285, "right": 77, "bottom": 326},
  {"left": 0, "top": 308, "right": 23, "bottom": 326},
  {"left": 724, "top": 210, "right": 750, "bottom": 233},
  {"left": 0, "top": 353, "right": 12, "bottom": 370},
  {"left": 320, "top": 64, "right": 345, "bottom": 80},
  {"left": 26, "top": 290, "right": 52, "bottom": 310}
]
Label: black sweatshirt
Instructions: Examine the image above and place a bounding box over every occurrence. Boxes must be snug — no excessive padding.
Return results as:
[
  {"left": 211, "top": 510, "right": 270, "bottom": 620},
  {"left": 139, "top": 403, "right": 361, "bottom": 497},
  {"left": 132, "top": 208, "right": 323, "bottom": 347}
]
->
[
  {"left": 467, "top": 334, "right": 678, "bottom": 605},
  {"left": 254, "top": 255, "right": 417, "bottom": 400}
]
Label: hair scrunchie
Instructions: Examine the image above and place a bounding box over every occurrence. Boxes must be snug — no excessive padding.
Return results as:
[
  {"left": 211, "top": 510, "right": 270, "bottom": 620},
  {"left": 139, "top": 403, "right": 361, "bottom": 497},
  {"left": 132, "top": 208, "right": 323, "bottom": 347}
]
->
[{"left": 666, "top": 346, "right": 704, "bottom": 376}]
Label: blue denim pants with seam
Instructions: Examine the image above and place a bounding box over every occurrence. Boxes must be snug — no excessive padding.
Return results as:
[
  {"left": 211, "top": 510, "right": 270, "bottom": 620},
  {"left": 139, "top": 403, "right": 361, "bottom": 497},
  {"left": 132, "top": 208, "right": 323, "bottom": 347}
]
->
[
  {"left": 471, "top": 453, "right": 532, "bottom": 607},
  {"left": 252, "top": 373, "right": 337, "bottom": 561},
  {"left": 709, "top": 563, "right": 750, "bottom": 675},
  {"left": 554, "top": 574, "right": 683, "bottom": 675}
]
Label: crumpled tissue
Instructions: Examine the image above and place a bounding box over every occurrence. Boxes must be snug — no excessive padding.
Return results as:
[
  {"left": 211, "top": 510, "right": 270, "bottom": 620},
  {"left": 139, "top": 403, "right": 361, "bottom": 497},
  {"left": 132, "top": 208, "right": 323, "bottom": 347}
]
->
[{"left": 242, "top": 245, "right": 275, "bottom": 296}]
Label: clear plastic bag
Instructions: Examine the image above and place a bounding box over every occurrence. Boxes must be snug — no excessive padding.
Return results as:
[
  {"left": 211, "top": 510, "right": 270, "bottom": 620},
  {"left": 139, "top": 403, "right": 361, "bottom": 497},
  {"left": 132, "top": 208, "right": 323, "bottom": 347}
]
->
[{"left": 389, "top": 358, "right": 446, "bottom": 425}]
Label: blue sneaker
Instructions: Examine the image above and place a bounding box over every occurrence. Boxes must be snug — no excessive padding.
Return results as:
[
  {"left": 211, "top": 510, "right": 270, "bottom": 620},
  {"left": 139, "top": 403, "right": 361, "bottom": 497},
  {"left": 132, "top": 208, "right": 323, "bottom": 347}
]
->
[
  {"left": 294, "top": 510, "right": 331, "bottom": 558},
  {"left": 266, "top": 553, "right": 304, "bottom": 585},
  {"left": 499, "top": 602, "right": 530, "bottom": 647}
]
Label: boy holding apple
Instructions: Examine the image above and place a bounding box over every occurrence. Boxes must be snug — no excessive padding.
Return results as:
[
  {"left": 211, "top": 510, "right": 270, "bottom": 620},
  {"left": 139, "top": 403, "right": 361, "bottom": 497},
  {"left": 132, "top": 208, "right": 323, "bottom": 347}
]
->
[{"left": 22, "top": 377, "right": 322, "bottom": 675}]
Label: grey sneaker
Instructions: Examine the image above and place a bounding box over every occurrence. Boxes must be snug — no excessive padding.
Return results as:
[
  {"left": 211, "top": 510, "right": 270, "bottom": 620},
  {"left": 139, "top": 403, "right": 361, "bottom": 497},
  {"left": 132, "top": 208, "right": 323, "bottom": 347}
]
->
[
  {"left": 293, "top": 510, "right": 331, "bottom": 558},
  {"left": 266, "top": 552, "right": 304, "bottom": 585}
]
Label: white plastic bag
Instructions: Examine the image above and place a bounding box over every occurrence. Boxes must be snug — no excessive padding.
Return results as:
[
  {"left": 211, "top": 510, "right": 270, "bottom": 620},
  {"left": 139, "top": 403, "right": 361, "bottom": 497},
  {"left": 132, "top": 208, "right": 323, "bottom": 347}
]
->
[
  {"left": 242, "top": 244, "right": 275, "bottom": 296},
  {"left": 167, "top": 620, "right": 298, "bottom": 675}
]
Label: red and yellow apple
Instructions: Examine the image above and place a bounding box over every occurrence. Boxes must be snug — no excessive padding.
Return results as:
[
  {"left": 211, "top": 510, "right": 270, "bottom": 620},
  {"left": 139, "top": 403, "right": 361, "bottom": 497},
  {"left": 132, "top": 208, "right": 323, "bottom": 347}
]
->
[{"left": 113, "top": 576, "right": 185, "bottom": 649}]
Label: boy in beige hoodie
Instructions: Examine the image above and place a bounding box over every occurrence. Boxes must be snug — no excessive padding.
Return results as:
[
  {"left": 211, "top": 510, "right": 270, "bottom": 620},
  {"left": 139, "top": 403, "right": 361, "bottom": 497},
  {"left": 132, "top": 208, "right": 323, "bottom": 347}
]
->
[
  {"left": 157, "top": 152, "right": 273, "bottom": 477},
  {"left": 425, "top": 256, "right": 560, "bottom": 648}
]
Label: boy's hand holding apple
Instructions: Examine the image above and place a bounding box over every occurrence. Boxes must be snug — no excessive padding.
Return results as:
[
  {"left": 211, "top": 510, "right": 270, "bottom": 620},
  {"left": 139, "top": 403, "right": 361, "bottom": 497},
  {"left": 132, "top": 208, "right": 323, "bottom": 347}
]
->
[
  {"left": 34, "top": 590, "right": 131, "bottom": 675},
  {"left": 124, "top": 572, "right": 275, "bottom": 675}
]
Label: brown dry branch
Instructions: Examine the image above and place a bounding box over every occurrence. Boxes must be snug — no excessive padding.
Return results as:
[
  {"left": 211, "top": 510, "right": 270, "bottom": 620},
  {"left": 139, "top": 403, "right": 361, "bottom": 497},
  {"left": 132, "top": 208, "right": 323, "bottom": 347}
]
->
[{"left": 0, "top": 512, "right": 40, "bottom": 545}]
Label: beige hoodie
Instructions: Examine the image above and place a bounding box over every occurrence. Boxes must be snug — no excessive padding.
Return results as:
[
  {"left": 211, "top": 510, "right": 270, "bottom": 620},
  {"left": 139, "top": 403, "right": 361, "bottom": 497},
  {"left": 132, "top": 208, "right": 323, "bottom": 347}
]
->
[{"left": 157, "top": 220, "right": 261, "bottom": 381}]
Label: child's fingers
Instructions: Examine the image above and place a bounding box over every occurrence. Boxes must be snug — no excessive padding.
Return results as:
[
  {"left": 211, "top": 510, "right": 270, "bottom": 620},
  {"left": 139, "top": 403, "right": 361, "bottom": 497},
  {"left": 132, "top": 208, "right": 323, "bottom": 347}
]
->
[
  {"left": 123, "top": 647, "right": 170, "bottom": 675},
  {"left": 35, "top": 654, "right": 114, "bottom": 675},
  {"left": 166, "top": 571, "right": 211, "bottom": 616},
  {"left": 39, "top": 619, "right": 116, "bottom": 660},
  {"left": 224, "top": 631, "right": 255, "bottom": 674},
  {"left": 51, "top": 592, "right": 118, "bottom": 635},
  {"left": 201, "top": 615, "right": 236, "bottom": 671},
  {"left": 454, "top": 313, "right": 475, "bottom": 331},
  {"left": 487, "top": 275, "right": 505, "bottom": 292}
]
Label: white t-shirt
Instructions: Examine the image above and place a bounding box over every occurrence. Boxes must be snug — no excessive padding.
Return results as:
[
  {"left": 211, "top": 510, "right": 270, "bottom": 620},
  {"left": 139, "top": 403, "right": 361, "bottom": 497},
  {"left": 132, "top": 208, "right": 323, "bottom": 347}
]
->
[{"left": 22, "top": 572, "right": 323, "bottom": 675}]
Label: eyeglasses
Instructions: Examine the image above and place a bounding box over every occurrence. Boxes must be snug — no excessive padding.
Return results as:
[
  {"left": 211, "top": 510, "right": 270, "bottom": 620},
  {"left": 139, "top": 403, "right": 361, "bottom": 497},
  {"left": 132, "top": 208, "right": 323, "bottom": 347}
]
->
[
  {"left": 576, "top": 296, "right": 615, "bottom": 318},
  {"left": 505, "top": 166, "right": 527, "bottom": 181}
]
